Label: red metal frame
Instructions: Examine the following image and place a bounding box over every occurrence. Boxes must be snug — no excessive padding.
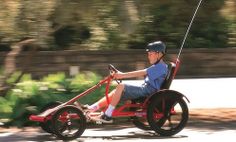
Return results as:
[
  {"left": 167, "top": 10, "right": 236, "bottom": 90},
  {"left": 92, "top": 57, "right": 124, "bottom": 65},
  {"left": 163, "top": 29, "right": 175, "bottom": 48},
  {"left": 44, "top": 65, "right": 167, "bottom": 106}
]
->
[{"left": 29, "top": 74, "right": 150, "bottom": 122}]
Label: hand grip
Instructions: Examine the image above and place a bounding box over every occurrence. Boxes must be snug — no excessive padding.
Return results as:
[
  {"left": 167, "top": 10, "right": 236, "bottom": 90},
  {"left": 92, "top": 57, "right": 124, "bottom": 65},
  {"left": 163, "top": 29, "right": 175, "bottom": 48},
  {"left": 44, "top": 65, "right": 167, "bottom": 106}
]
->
[
  {"left": 108, "top": 64, "right": 122, "bottom": 84},
  {"left": 108, "top": 64, "right": 118, "bottom": 73}
]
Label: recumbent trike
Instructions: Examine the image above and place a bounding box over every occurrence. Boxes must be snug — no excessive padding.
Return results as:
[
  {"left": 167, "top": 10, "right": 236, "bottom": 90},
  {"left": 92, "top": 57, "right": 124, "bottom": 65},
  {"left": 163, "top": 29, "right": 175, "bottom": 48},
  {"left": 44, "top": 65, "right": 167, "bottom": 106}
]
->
[{"left": 29, "top": 61, "right": 189, "bottom": 141}]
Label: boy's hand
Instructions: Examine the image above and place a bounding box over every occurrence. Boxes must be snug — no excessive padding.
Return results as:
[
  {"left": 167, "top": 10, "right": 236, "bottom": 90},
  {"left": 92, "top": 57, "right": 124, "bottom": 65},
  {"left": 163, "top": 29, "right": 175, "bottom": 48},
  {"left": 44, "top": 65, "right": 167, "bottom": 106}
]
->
[{"left": 113, "top": 71, "right": 124, "bottom": 79}]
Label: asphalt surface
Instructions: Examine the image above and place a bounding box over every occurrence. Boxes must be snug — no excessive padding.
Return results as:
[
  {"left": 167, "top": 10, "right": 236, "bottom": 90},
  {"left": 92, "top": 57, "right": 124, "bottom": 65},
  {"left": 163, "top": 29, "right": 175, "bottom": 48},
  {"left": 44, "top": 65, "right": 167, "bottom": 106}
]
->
[
  {"left": 1, "top": 108, "right": 236, "bottom": 142},
  {"left": 0, "top": 78, "right": 236, "bottom": 142}
]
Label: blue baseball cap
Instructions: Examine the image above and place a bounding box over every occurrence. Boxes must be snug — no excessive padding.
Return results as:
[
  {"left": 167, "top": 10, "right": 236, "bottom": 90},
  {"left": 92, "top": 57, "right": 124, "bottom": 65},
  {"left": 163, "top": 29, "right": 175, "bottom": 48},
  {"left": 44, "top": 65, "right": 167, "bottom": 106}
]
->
[{"left": 146, "top": 41, "right": 166, "bottom": 54}]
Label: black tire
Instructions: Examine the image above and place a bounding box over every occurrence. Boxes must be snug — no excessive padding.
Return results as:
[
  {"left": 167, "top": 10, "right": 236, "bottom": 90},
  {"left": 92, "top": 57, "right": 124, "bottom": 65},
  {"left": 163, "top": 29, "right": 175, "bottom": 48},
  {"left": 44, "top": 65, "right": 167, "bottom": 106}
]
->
[
  {"left": 130, "top": 100, "right": 151, "bottom": 130},
  {"left": 132, "top": 116, "right": 151, "bottom": 130},
  {"left": 39, "top": 101, "right": 62, "bottom": 133},
  {"left": 147, "top": 95, "right": 188, "bottom": 136},
  {"left": 52, "top": 105, "right": 86, "bottom": 141}
]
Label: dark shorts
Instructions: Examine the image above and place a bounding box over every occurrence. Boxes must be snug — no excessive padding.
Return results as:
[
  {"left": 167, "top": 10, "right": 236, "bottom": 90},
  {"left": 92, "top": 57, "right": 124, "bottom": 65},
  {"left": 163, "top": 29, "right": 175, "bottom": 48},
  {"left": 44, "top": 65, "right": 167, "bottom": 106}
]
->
[{"left": 120, "top": 83, "right": 156, "bottom": 101}]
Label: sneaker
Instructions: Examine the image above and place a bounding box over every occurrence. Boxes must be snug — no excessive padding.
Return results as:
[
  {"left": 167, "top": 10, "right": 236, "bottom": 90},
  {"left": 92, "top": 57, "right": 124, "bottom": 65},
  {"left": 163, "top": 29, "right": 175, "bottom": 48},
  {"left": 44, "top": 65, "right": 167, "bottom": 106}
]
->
[{"left": 94, "top": 114, "right": 113, "bottom": 124}]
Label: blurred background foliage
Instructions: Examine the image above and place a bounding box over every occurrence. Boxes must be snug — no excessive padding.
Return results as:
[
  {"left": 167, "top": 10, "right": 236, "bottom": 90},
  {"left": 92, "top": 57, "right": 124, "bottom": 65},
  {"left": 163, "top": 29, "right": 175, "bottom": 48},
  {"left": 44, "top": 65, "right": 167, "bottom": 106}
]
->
[
  {"left": 0, "top": 0, "right": 235, "bottom": 127},
  {"left": 0, "top": 71, "right": 111, "bottom": 126},
  {"left": 0, "top": 0, "right": 235, "bottom": 51}
]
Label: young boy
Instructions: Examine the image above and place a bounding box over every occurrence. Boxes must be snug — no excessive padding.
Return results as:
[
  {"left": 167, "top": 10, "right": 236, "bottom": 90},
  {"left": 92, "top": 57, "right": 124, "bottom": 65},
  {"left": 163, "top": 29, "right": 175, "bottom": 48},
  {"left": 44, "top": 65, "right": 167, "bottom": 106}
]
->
[{"left": 89, "top": 41, "right": 168, "bottom": 123}]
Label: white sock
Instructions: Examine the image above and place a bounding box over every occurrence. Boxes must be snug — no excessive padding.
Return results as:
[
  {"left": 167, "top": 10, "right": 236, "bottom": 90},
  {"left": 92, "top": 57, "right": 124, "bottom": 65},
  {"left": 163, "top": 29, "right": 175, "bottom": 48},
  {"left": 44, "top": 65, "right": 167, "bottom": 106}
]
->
[
  {"left": 88, "top": 103, "right": 100, "bottom": 112},
  {"left": 105, "top": 105, "right": 115, "bottom": 117}
]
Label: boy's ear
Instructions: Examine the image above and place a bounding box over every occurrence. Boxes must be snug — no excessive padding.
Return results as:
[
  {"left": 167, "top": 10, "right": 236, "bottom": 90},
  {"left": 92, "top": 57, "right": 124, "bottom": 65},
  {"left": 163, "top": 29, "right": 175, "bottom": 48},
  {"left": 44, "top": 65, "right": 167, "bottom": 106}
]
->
[{"left": 159, "top": 52, "right": 164, "bottom": 58}]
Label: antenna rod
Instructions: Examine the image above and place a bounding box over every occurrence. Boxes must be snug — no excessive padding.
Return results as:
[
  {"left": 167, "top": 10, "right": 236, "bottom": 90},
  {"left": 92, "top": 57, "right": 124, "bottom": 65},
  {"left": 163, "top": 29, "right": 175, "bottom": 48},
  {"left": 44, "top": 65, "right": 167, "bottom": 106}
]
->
[{"left": 177, "top": 0, "right": 203, "bottom": 60}]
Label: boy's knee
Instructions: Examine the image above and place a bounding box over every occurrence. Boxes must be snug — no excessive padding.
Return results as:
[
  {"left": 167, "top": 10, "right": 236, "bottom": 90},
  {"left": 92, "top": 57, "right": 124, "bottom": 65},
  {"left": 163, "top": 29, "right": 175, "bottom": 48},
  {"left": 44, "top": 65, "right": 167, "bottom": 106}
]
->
[{"left": 116, "top": 84, "right": 125, "bottom": 90}]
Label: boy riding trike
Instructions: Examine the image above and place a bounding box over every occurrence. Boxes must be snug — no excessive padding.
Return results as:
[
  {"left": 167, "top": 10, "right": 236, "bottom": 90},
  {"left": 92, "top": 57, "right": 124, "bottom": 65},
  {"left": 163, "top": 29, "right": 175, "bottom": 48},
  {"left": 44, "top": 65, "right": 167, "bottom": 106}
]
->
[{"left": 29, "top": 41, "right": 189, "bottom": 141}]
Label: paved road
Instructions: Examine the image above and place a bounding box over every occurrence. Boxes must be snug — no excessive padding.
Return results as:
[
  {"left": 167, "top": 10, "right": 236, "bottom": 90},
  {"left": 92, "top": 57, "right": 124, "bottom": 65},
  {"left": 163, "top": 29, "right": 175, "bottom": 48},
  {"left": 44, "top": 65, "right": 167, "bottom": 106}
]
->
[
  {"left": 0, "top": 78, "right": 236, "bottom": 142},
  {"left": 1, "top": 109, "right": 236, "bottom": 142},
  {"left": 1, "top": 110, "right": 236, "bottom": 142}
]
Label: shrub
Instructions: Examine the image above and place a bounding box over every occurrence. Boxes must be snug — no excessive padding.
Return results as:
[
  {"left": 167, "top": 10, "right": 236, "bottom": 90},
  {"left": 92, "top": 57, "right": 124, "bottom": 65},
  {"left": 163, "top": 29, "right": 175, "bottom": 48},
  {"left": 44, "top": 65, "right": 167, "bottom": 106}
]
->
[{"left": 0, "top": 71, "right": 111, "bottom": 127}]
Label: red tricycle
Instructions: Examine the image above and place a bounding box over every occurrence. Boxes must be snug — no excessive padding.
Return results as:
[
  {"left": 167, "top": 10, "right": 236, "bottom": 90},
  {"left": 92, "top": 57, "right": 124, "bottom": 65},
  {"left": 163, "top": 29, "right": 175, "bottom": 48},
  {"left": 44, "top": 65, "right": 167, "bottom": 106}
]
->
[{"left": 29, "top": 61, "right": 189, "bottom": 140}]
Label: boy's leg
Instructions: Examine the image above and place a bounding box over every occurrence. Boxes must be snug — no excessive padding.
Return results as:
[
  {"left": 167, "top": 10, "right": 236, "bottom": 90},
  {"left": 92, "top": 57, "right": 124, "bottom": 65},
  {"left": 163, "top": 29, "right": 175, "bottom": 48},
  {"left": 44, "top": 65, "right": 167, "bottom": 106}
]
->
[
  {"left": 97, "top": 89, "right": 115, "bottom": 108},
  {"left": 89, "top": 84, "right": 125, "bottom": 112},
  {"left": 88, "top": 89, "right": 115, "bottom": 111},
  {"left": 104, "top": 84, "right": 125, "bottom": 117},
  {"left": 92, "top": 84, "right": 125, "bottom": 123},
  {"left": 110, "top": 84, "right": 125, "bottom": 106}
]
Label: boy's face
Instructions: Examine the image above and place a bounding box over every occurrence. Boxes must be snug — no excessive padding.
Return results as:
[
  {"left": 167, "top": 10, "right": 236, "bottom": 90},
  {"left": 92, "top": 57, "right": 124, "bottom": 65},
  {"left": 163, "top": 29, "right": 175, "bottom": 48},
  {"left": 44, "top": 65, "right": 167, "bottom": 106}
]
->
[{"left": 147, "top": 51, "right": 162, "bottom": 64}]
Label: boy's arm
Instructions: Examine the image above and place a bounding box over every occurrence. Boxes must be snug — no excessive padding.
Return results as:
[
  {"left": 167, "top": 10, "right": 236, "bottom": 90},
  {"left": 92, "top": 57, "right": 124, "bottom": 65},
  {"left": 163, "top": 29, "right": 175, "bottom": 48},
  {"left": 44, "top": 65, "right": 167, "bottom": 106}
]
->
[{"left": 114, "top": 69, "right": 147, "bottom": 79}]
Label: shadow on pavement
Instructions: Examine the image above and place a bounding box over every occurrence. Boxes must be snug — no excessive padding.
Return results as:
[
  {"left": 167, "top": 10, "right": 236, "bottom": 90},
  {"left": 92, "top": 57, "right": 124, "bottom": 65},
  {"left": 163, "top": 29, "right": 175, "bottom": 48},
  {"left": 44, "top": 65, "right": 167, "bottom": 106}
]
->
[
  {"left": 0, "top": 127, "right": 187, "bottom": 142},
  {"left": 187, "top": 108, "right": 236, "bottom": 131},
  {"left": 0, "top": 131, "right": 58, "bottom": 142},
  {"left": 81, "top": 131, "right": 187, "bottom": 141}
]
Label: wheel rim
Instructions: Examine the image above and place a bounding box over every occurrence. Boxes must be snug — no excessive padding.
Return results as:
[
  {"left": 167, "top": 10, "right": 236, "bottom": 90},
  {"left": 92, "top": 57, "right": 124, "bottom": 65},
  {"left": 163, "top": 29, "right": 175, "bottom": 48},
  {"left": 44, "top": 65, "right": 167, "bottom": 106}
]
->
[
  {"left": 39, "top": 101, "right": 62, "bottom": 133},
  {"left": 154, "top": 101, "right": 184, "bottom": 130},
  {"left": 53, "top": 106, "right": 86, "bottom": 140},
  {"left": 148, "top": 96, "right": 188, "bottom": 136}
]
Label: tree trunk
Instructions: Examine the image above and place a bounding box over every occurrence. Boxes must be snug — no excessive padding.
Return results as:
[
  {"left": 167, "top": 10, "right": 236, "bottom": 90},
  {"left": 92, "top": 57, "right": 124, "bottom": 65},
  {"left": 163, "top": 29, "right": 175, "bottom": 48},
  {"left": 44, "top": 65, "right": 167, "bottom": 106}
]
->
[{"left": 0, "top": 39, "right": 37, "bottom": 97}]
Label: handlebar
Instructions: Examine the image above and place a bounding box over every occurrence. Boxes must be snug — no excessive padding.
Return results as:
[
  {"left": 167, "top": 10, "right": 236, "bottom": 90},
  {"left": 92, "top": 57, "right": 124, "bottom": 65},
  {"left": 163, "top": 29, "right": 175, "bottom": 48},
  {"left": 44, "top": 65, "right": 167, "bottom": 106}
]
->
[
  {"left": 108, "top": 64, "right": 122, "bottom": 84},
  {"left": 108, "top": 64, "right": 118, "bottom": 73}
]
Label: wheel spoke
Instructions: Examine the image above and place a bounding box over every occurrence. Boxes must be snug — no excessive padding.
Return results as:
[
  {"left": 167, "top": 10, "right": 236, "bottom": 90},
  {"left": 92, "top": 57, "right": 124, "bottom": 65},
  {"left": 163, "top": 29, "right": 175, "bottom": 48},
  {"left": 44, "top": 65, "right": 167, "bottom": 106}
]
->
[{"left": 58, "top": 122, "right": 68, "bottom": 133}]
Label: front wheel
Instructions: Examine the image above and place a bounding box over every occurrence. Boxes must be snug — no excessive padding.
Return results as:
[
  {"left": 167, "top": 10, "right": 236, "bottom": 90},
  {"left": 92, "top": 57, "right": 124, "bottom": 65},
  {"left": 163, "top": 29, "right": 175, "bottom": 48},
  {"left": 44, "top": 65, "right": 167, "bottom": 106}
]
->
[
  {"left": 147, "top": 95, "right": 188, "bottom": 136},
  {"left": 52, "top": 105, "right": 86, "bottom": 141},
  {"left": 39, "top": 101, "right": 62, "bottom": 133}
]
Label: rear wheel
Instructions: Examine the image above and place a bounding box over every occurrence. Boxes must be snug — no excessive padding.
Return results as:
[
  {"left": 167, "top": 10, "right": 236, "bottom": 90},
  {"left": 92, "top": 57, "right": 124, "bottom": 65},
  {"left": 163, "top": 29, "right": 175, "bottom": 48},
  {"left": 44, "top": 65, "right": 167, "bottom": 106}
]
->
[
  {"left": 39, "top": 101, "right": 62, "bottom": 133},
  {"left": 147, "top": 95, "right": 188, "bottom": 136},
  {"left": 52, "top": 105, "right": 86, "bottom": 141}
]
